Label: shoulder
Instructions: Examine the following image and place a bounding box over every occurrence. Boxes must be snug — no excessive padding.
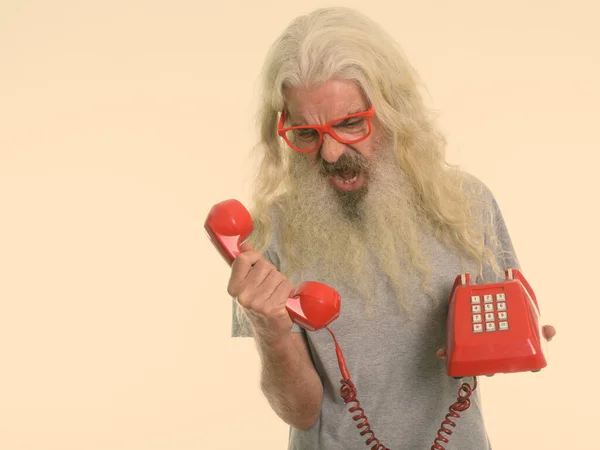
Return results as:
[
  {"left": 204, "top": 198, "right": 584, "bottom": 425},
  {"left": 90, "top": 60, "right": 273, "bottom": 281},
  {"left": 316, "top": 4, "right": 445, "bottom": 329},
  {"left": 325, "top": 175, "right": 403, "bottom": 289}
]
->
[
  {"left": 458, "top": 171, "right": 496, "bottom": 204},
  {"left": 457, "top": 171, "right": 506, "bottom": 223},
  {"left": 457, "top": 171, "right": 511, "bottom": 237}
]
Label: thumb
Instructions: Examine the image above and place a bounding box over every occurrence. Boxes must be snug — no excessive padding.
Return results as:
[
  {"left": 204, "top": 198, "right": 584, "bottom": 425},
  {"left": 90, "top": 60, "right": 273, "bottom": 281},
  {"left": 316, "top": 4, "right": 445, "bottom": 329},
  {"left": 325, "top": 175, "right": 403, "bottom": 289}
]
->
[{"left": 239, "top": 241, "right": 255, "bottom": 252}]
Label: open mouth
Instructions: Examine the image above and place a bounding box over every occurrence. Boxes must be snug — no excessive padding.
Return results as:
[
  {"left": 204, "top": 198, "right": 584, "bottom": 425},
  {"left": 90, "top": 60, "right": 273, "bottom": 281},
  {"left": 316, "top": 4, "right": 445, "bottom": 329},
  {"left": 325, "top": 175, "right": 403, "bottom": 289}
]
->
[
  {"left": 329, "top": 171, "right": 364, "bottom": 191},
  {"left": 333, "top": 172, "right": 359, "bottom": 184}
]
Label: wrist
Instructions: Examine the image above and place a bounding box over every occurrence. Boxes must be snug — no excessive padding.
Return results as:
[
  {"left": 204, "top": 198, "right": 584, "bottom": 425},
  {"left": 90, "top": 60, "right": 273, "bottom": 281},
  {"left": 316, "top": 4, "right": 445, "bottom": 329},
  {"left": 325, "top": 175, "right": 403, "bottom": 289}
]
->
[
  {"left": 247, "top": 312, "right": 294, "bottom": 342},
  {"left": 252, "top": 321, "right": 295, "bottom": 347}
]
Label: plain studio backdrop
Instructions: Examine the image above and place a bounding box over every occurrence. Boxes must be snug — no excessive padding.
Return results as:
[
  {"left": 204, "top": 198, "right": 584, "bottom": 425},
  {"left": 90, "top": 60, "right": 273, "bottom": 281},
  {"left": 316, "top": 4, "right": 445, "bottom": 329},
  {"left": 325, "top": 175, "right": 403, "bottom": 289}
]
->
[{"left": 0, "top": 1, "right": 598, "bottom": 449}]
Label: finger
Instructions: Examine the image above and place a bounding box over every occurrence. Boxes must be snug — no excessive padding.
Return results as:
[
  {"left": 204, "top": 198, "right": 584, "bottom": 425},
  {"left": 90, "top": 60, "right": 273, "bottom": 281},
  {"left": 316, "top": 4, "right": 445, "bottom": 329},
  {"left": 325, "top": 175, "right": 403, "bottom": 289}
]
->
[
  {"left": 269, "top": 278, "right": 296, "bottom": 302},
  {"left": 254, "top": 269, "right": 288, "bottom": 302},
  {"left": 542, "top": 325, "right": 556, "bottom": 341},
  {"left": 436, "top": 348, "right": 447, "bottom": 360},
  {"left": 231, "top": 250, "right": 263, "bottom": 274},
  {"left": 233, "top": 261, "right": 279, "bottom": 309},
  {"left": 227, "top": 250, "right": 265, "bottom": 296},
  {"left": 246, "top": 259, "right": 277, "bottom": 287},
  {"left": 244, "top": 278, "right": 293, "bottom": 322},
  {"left": 259, "top": 279, "right": 296, "bottom": 319},
  {"left": 240, "top": 241, "right": 254, "bottom": 252}
]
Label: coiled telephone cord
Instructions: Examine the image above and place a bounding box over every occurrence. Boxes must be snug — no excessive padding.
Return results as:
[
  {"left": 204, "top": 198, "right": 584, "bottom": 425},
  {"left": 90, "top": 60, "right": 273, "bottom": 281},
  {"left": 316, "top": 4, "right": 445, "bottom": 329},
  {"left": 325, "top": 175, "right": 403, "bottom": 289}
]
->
[
  {"left": 326, "top": 327, "right": 391, "bottom": 450},
  {"left": 325, "top": 326, "right": 477, "bottom": 450},
  {"left": 431, "top": 377, "right": 477, "bottom": 450}
]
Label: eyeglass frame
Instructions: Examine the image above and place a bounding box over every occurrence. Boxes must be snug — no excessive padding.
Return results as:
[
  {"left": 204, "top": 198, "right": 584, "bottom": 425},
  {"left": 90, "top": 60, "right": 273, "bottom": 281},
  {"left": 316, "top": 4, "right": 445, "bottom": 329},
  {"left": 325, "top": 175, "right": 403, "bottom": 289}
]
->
[{"left": 277, "top": 106, "right": 376, "bottom": 153}]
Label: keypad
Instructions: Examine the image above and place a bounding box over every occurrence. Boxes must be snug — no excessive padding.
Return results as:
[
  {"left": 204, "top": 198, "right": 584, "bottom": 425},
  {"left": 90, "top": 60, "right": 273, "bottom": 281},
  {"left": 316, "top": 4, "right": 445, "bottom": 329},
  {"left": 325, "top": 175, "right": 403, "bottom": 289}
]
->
[{"left": 470, "top": 291, "right": 508, "bottom": 333}]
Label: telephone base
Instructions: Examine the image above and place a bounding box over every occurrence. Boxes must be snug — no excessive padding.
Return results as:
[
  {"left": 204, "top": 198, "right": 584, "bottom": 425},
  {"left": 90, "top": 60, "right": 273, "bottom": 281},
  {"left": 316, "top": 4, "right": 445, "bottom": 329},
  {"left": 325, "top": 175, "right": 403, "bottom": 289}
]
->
[
  {"left": 448, "top": 357, "right": 547, "bottom": 378},
  {"left": 453, "top": 368, "right": 542, "bottom": 379},
  {"left": 447, "top": 339, "right": 547, "bottom": 377},
  {"left": 445, "top": 269, "right": 548, "bottom": 379}
]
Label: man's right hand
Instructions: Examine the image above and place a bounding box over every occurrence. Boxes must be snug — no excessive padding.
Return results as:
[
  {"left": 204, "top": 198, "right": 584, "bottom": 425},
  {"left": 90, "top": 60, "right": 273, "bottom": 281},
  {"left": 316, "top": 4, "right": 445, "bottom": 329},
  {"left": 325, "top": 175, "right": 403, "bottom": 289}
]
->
[
  {"left": 227, "top": 242, "right": 323, "bottom": 430},
  {"left": 227, "top": 242, "right": 296, "bottom": 342}
]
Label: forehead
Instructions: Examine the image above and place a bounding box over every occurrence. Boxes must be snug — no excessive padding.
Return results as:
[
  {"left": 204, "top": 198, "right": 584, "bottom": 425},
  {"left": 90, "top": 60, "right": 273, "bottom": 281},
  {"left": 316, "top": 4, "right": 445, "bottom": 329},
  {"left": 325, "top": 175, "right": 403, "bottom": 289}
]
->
[{"left": 283, "top": 79, "right": 368, "bottom": 119}]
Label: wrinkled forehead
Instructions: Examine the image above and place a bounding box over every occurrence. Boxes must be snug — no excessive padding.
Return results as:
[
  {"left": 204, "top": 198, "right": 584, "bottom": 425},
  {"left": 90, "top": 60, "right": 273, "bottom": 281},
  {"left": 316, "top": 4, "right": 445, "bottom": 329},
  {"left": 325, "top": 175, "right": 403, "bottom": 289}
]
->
[{"left": 282, "top": 79, "right": 370, "bottom": 124}]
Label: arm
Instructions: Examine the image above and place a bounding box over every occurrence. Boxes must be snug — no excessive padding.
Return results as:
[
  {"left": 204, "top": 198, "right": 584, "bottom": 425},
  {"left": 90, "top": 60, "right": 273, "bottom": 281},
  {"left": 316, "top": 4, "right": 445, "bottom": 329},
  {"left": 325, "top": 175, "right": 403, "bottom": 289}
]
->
[
  {"left": 228, "top": 242, "right": 323, "bottom": 430},
  {"left": 254, "top": 330, "right": 323, "bottom": 430}
]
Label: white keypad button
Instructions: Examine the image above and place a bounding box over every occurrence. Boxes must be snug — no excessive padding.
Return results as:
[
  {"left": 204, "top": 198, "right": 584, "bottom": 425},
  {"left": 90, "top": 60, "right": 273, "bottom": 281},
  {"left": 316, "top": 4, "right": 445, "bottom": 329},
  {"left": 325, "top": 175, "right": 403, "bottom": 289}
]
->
[
  {"left": 499, "top": 321, "right": 509, "bottom": 331},
  {"left": 485, "top": 312, "right": 495, "bottom": 322},
  {"left": 473, "top": 323, "right": 483, "bottom": 333},
  {"left": 472, "top": 304, "right": 481, "bottom": 313},
  {"left": 471, "top": 296, "right": 481, "bottom": 304},
  {"left": 496, "top": 293, "right": 506, "bottom": 301},
  {"left": 472, "top": 314, "right": 482, "bottom": 323},
  {"left": 497, "top": 302, "right": 506, "bottom": 311},
  {"left": 484, "top": 303, "right": 494, "bottom": 312},
  {"left": 484, "top": 294, "right": 493, "bottom": 303},
  {"left": 498, "top": 311, "right": 507, "bottom": 320},
  {"left": 486, "top": 322, "right": 496, "bottom": 331}
]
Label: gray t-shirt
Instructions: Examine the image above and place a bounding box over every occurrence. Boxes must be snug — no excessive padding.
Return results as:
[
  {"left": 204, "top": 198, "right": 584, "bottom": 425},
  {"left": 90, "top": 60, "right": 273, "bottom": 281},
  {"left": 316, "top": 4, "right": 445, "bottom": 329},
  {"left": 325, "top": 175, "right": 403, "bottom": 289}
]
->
[{"left": 232, "top": 178, "right": 517, "bottom": 450}]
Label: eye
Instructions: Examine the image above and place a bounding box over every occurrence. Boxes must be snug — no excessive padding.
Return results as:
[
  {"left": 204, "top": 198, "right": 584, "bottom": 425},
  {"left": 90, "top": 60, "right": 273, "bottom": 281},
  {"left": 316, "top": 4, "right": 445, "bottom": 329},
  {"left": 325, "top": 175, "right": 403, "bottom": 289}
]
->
[
  {"left": 297, "top": 129, "right": 319, "bottom": 140},
  {"left": 338, "top": 118, "right": 364, "bottom": 128}
]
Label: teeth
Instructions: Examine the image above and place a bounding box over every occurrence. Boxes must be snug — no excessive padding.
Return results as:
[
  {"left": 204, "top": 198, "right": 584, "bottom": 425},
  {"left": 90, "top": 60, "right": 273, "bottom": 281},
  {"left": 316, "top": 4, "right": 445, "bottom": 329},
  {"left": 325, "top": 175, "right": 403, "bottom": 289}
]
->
[{"left": 334, "top": 175, "right": 358, "bottom": 184}]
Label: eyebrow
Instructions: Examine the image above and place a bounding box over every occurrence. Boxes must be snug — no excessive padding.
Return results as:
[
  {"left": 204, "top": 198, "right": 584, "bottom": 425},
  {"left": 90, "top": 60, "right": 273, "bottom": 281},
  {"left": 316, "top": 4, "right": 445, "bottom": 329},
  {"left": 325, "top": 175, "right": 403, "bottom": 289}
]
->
[
  {"left": 290, "top": 117, "right": 303, "bottom": 127},
  {"left": 288, "top": 106, "right": 366, "bottom": 127},
  {"left": 346, "top": 106, "right": 364, "bottom": 115}
]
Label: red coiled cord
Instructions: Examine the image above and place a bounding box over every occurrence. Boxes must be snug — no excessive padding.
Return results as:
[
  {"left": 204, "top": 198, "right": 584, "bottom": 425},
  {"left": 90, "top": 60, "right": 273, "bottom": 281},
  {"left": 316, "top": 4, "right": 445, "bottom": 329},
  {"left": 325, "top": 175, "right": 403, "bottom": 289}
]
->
[
  {"left": 430, "top": 377, "right": 477, "bottom": 450},
  {"left": 339, "top": 378, "right": 391, "bottom": 450},
  {"left": 325, "top": 326, "right": 477, "bottom": 450},
  {"left": 326, "top": 327, "right": 391, "bottom": 450}
]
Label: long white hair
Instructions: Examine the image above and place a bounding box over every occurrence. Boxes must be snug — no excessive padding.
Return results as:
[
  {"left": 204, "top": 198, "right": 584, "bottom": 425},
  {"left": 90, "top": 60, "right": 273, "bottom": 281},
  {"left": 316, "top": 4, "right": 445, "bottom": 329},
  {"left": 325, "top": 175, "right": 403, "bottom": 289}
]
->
[{"left": 238, "top": 7, "right": 505, "bottom": 326}]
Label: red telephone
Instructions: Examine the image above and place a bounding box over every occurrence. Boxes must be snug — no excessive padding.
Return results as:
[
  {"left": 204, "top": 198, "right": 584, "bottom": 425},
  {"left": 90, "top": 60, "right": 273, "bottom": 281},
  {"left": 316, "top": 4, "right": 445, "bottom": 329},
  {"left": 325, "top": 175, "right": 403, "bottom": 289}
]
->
[
  {"left": 445, "top": 268, "right": 547, "bottom": 378},
  {"left": 430, "top": 268, "right": 548, "bottom": 449},
  {"left": 204, "top": 199, "right": 341, "bottom": 332},
  {"left": 205, "top": 199, "right": 546, "bottom": 450}
]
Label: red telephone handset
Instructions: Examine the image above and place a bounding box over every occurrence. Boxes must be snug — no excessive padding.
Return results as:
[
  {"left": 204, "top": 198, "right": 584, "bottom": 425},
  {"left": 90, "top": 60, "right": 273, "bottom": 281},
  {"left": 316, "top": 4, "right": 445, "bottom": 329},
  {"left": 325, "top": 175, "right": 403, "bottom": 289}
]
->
[
  {"left": 445, "top": 268, "right": 547, "bottom": 378},
  {"left": 204, "top": 199, "right": 341, "bottom": 332}
]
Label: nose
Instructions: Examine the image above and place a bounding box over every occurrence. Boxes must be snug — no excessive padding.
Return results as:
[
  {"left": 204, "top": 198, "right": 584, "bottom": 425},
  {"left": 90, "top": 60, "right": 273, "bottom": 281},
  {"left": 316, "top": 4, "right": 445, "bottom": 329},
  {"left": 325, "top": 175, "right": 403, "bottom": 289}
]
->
[{"left": 319, "top": 133, "right": 346, "bottom": 163}]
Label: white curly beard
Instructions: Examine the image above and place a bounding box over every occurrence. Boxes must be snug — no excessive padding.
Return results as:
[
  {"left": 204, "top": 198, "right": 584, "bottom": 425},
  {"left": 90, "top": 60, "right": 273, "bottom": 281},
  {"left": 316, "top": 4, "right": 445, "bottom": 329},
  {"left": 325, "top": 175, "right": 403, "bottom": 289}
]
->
[{"left": 278, "top": 143, "right": 432, "bottom": 309}]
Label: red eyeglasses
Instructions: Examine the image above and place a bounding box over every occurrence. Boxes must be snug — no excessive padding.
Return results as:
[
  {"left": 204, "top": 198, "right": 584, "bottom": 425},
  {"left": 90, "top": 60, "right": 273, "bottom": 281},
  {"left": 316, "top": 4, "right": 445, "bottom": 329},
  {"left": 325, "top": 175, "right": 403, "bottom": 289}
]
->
[{"left": 277, "top": 106, "right": 375, "bottom": 152}]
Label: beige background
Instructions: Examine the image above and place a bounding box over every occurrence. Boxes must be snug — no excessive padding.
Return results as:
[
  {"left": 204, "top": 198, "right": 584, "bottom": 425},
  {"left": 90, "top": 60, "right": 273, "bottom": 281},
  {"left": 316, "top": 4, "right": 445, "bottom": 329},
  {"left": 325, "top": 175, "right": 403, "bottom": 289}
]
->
[{"left": 0, "top": 1, "right": 598, "bottom": 449}]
